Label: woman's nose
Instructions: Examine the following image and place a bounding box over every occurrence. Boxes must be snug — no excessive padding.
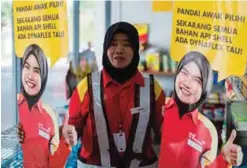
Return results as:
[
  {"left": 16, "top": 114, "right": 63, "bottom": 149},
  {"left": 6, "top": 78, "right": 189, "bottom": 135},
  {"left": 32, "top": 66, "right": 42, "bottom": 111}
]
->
[
  {"left": 27, "top": 71, "right": 34, "bottom": 80},
  {"left": 116, "top": 44, "right": 124, "bottom": 54},
  {"left": 183, "top": 77, "right": 191, "bottom": 88}
]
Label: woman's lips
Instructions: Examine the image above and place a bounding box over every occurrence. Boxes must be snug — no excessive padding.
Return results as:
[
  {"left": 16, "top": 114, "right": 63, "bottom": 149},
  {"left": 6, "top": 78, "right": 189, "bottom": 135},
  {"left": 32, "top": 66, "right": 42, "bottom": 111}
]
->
[
  {"left": 181, "top": 87, "right": 191, "bottom": 96},
  {"left": 26, "top": 81, "right": 36, "bottom": 88},
  {"left": 114, "top": 56, "right": 124, "bottom": 60},
  {"left": 179, "top": 83, "right": 191, "bottom": 96}
]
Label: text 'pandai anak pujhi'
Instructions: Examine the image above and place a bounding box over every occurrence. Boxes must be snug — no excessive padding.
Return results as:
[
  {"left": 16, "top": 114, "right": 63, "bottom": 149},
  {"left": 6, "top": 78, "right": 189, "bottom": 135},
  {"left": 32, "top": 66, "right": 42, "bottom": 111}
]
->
[
  {"left": 16, "top": 1, "right": 64, "bottom": 12},
  {"left": 173, "top": 7, "right": 245, "bottom": 55},
  {"left": 177, "top": 8, "right": 245, "bottom": 23}
]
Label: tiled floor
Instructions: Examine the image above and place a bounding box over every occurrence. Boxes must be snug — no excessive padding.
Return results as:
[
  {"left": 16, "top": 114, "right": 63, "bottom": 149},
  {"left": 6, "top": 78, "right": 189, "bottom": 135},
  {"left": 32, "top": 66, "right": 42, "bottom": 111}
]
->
[
  {"left": 1, "top": 126, "right": 22, "bottom": 167},
  {"left": 1, "top": 126, "right": 161, "bottom": 168}
]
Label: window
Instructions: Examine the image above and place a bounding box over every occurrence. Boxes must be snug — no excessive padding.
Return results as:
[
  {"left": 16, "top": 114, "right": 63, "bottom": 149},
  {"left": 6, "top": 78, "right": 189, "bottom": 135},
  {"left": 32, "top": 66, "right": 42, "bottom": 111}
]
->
[
  {"left": 1, "top": 0, "right": 16, "bottom": 132},
  {"left": 79, "top": 1, "right": 96, "bottom": 51}
]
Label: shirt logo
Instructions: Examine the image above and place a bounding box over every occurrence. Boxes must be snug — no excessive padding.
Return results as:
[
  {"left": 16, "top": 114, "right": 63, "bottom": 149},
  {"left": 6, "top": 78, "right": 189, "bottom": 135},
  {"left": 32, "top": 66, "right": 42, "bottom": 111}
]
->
[
  {"left": 187, "top": 132, "right": 205, "bottom": 153},
  {"left": 38, "top": 122, "right": 51, "bottom": 140}
]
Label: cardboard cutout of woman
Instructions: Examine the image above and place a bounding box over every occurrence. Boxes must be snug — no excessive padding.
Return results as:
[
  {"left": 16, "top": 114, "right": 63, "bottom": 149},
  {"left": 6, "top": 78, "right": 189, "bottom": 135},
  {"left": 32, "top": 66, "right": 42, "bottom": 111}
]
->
[
  {"left": 158, "top": 51, "right": 243, "bottom": 168},
  {"left": 18, "top": 44, "right": 70, "bottom": 168}
]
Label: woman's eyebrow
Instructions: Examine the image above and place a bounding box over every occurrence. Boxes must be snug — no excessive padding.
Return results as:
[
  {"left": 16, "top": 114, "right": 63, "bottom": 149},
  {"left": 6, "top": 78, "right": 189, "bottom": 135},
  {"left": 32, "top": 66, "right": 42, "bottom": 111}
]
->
[
  {"left": 24, "top": 62, "right": 30, "bottom": 66},
  {"left": 123, "top": 39, "right": 130, "bottom": 42},
  {"left": 33, "top": 66, "right": 40, "bottom": 72},
  {"left": 182, "top": 67, "right": 189, "bottom": 73},
  {"left": 183, "top": 67, "right": 202, "bottom": 81},
  {"left": 194, "top": 76, "right": 202, "bottom": 81}
]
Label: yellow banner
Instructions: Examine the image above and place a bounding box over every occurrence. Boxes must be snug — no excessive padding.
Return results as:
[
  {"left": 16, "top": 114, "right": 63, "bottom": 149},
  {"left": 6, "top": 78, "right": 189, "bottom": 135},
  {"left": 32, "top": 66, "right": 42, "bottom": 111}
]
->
[
  {"left": 13, "top": 0, "right": 68, "bottom": 67},
  {"left": 152, "top": 1, "right": 173, "bottom": 12},
  {"left": 171, "top": 1, "right": 247, "bottom": 81}
]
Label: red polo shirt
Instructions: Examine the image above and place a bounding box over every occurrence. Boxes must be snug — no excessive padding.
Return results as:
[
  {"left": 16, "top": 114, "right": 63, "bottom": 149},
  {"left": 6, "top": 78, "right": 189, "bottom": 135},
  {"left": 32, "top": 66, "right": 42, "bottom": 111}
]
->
[
  {"left": 68, "top": 69, "right": 165, "bottom": 165},
  {"left": 158, "top": 98, "right": 228, "bottom": 168},
  {"left": 18, "top": 94, "right": 54, "bottom": 168},
  {"left": 18, "top": 94, "right": 71, "bottom": 168}
]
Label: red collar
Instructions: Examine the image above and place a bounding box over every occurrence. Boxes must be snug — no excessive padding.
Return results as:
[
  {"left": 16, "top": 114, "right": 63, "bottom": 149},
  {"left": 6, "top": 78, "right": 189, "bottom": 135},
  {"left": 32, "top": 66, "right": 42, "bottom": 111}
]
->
[
  {"left": 102, "top": 69, "right": 144, "bottom": 88},
  {"left": 166, "top": 98, "right": 199, "bottom": 125},
  {"left": 18, "top": 93, "right": 43, "bottom": 114}
]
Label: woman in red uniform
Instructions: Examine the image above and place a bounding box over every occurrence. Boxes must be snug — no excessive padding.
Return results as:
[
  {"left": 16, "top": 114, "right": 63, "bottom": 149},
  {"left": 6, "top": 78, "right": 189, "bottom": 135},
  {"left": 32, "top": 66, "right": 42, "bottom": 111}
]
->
[
  {"left": 18, "top": 44, "right": 69, "bottom": 168},
  {"left": 158, "top": 51, "right": 243, "bottom": 168},
  {"left": 62, "top": 22, "right": 165, "bottom": 168}
]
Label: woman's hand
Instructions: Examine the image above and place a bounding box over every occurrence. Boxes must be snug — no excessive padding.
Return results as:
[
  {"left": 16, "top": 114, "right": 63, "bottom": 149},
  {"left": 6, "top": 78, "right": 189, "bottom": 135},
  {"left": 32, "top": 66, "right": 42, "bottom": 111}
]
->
[
  {"left": 221, "top": 130, "right": 243, "bottom": 166},
  {"left": 17, "top": 123, "right": 25, "bottom": 143}
]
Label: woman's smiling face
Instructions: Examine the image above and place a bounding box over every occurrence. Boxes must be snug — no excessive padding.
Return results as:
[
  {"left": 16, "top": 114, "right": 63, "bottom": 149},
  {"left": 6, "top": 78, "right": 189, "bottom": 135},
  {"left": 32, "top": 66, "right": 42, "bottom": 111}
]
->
[
  {"left": 22, "top": 54, "right": 41, "bottom": 96},
  {"left": 175, "top": 62, "right": 203, "bottom": 104}
]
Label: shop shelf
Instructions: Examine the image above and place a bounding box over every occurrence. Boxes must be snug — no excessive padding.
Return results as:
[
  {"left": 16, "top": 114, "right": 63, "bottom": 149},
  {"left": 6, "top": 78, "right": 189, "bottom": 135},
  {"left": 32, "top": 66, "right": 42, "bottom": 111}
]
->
[{"left": 141, "top": 71, "right": 176, "bottom": 76}]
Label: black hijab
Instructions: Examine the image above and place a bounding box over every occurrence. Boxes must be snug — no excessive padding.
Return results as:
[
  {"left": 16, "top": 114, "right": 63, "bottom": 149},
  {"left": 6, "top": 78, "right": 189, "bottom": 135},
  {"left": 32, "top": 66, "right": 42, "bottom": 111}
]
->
[
  {"left": 102, "top": 22, "right": 140, "bottom": 84},
  {"left": 21, "top": 44, "right": 48, "bottom": 110},
  {"left": 174, "top": 51, "right": 213, "bottom": 117}
]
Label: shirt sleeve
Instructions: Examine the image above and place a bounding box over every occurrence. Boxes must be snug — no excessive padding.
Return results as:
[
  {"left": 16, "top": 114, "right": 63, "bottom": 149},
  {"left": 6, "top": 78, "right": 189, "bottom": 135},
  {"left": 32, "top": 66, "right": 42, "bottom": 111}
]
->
[
  {"left": 42, "top": 104, "right": 60, "bottom": 155},
  {"left": 67, "top": 77, "right": 90, "bottom": 133},
  {"left": 197, "top": 115, "right": 228, "bottom": 168},
  {"left": 152, "top": 79, "right": 166, "bottom": 137},
  {"left": 198, "top": 153, "right": 228, "bottom": 168}
]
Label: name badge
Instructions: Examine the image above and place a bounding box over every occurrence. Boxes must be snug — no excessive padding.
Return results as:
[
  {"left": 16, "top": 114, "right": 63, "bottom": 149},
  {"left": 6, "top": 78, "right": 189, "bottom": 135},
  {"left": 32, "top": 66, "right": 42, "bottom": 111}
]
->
[
  {"left": 113, "top": 132, "right": 126, "bottom": 152},
  {"left": 187, "top": 139, "right": 202, "bottom": 153},
  {"left": 130, "top": 107, "right": 145, "bottom": 115},
  {"left": 38, "top": 129, "right": 50, "bottom": 140}
]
